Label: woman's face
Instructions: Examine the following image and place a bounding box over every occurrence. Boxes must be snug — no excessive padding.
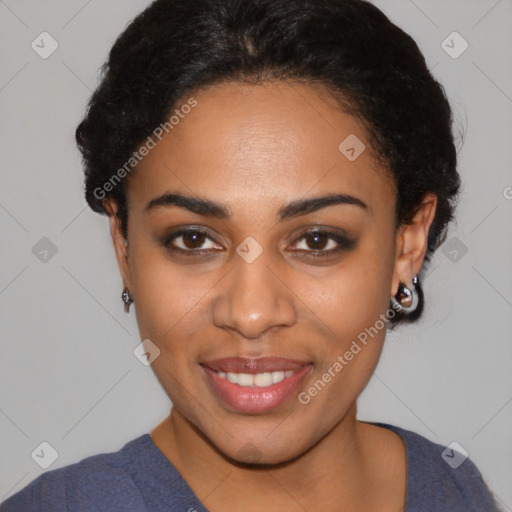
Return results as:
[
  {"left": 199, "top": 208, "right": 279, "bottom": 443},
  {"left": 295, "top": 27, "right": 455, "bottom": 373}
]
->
[{"left": 110, "top": 80, "right": 413, "bottom": 464}]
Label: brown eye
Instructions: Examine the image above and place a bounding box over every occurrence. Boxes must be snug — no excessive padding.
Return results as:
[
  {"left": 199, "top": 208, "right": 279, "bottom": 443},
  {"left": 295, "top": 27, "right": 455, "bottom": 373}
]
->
[
  {"left": 182, "top": 230, "right": 206, "bottom": 249},
  {"left": 303, "top": 231, "right": 331, "bottom": 251},
  {"left": 293, "top": 230, "right": 356, "bottom": 257},
  {"left": 163, "top": 228, "right": 222, "bottom": 254}
]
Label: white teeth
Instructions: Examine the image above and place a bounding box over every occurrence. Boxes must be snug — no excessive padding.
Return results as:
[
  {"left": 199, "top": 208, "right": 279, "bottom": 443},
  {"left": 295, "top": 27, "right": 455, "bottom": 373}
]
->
[
  {"left": 272, "top": 371, "right": 285, "bottom": 384},
  {"left": 216, "top": 370, "right": 296, "bottom": 387},
  {"left": 227, "top": 372, "right": 238, "bottom": 383},
  {"left": 254, "top": 372, "right": 273, "bottom": 387},
  {"left": 237, "top": 373, "right": 254, "bottom": 386}
]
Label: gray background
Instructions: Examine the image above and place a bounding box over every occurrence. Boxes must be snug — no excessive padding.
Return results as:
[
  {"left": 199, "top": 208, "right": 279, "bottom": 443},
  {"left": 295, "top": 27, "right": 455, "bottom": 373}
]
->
[{"left": 1, "top": 0, "right": 511, "bottom": 508}]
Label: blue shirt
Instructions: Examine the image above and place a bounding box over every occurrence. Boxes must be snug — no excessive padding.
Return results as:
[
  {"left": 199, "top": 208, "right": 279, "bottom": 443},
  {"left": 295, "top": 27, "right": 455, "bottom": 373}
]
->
[{"left": 0, "top": 422, "right": 500, "bottom": 511}]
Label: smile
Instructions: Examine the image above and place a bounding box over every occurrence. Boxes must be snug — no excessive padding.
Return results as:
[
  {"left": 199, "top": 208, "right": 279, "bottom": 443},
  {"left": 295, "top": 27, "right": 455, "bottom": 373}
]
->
[
  {"left": 216, "top": 370, "right": 296, "bottom": 387},
  {"left": 201, "top": 357, "right": 313, "bottom": 413}
]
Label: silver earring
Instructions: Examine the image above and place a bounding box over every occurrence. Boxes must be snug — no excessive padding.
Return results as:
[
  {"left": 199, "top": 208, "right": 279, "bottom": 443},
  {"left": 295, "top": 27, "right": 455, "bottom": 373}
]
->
[
  {"left": 122, "top": 287, "right": 134, "bottom": 313},
  {"left": 391, "top": 274, "right": 419, "bottom": 314}
]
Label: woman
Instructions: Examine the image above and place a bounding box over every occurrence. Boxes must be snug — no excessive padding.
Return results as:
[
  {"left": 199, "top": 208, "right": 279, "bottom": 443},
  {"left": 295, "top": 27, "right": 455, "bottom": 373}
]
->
[{"left": 1, "top": 0, "right": 501, "bottom": 510}]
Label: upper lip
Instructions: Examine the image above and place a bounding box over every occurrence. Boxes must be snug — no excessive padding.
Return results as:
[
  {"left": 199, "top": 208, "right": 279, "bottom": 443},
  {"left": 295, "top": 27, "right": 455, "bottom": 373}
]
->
[{"left": 201, "top": 357, "right": 310, "bottom": 374}]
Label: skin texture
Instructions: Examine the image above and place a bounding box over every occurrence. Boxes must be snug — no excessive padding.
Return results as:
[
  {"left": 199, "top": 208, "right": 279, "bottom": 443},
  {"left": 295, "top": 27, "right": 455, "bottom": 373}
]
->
[{"left": 104, "top": 80, "right": 437, "bottom": 511}]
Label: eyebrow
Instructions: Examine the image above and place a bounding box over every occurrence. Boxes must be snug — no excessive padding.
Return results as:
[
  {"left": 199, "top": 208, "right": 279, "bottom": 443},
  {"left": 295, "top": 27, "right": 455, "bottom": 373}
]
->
[{"left": 144, "top": 191, "right": 369, "bottom": 221}]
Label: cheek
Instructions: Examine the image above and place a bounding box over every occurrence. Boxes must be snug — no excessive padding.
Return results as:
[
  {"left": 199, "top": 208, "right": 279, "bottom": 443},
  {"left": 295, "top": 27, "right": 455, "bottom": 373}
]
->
[
  {"left": 129, "top": 246, "right": 210, "bottom": 339},
  {"left": 299, "top": 238, "right": 394, "bottom": 341},
  {"left": 128, "top": 250, "right": 221, "bottom": 400},
  {"left": 296, "top": 235, "right": 394, "bottom": 396},
  {"left": 298, "top": 287, "right": 390, "bottom": 426}
]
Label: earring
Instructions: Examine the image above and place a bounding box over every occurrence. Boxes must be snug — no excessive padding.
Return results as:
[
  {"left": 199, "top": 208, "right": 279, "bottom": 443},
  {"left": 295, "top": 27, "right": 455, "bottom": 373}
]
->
[
  {"left": 122, "top": 287, "right": 134, "bottom": 313},
  {"left": 391, "top": 274, "right": 419, "bottom": 314}
]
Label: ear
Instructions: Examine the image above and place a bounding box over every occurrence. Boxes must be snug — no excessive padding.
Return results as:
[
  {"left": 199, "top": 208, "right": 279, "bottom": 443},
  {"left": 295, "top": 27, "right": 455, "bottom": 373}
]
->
[
  {"left": 391, "top": 193, "right": 437, "bottom": 296},
  {"left": 103, "top": 198, "right": 132, "bottom": 291}
]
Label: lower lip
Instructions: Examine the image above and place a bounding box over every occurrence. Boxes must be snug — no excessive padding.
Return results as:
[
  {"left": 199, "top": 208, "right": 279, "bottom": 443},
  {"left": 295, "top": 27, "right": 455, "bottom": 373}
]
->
[{"left": 202, "top": 365, "right": 312, "bottom": 414}]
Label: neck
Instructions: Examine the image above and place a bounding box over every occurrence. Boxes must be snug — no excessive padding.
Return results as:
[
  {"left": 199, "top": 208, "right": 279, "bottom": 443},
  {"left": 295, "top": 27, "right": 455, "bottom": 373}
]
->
[{"left": 150, "top": 404, "right": 385, "bottom": 511}]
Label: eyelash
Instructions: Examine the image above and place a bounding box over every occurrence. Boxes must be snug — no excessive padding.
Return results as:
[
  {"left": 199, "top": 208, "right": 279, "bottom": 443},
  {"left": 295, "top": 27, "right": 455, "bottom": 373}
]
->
[{"left": 162, "top": 227, "right": 355, "bottom": 258}]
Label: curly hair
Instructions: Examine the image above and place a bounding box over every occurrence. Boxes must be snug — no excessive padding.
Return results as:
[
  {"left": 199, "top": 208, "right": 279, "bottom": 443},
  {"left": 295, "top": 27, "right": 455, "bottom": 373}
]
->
[{"left": 76, "top": 0, "right": 461, "bottom": 328}]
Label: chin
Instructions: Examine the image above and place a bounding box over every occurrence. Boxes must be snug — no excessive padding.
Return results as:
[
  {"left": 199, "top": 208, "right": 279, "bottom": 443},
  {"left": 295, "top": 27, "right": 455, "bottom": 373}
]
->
[{"left": 210, "top": 429, "right": 311, "bottom": 467}]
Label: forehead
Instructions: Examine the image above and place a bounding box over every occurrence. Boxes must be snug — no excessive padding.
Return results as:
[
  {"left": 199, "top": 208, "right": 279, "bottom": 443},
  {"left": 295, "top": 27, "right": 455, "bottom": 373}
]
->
[{"left": 128, "top": 80, "right": 395, "bottom": 218}]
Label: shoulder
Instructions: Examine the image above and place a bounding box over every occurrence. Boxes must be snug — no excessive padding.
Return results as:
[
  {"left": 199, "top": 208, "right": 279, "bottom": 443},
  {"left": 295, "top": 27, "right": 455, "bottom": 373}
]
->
[
  {"left": 371, "top": 422, "right": 501, "bottom": 512},
  {"left": 0, "top": 435, "right": 152, "bottom": 512}
]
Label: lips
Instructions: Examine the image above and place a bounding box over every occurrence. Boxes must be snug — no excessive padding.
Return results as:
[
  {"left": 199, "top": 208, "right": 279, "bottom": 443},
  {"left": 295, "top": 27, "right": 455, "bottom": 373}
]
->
[
  {"left": 201, "top": 357, "right": 313, "bottom": 414},
  {"left": 201, "top": 357, "right": 307, "bottom": 374}
]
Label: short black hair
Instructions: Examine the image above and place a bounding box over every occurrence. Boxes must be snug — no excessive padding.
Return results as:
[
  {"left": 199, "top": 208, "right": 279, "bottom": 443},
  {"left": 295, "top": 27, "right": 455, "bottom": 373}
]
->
[{"left": 76, "top": 0, "right": 461, "bottom": 328}]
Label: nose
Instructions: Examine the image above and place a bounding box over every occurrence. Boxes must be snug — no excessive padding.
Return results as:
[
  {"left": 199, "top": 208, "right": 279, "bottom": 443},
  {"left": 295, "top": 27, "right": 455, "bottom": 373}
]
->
[{"left": 211, "top": 249, "right": 297, "bottom": 340}]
